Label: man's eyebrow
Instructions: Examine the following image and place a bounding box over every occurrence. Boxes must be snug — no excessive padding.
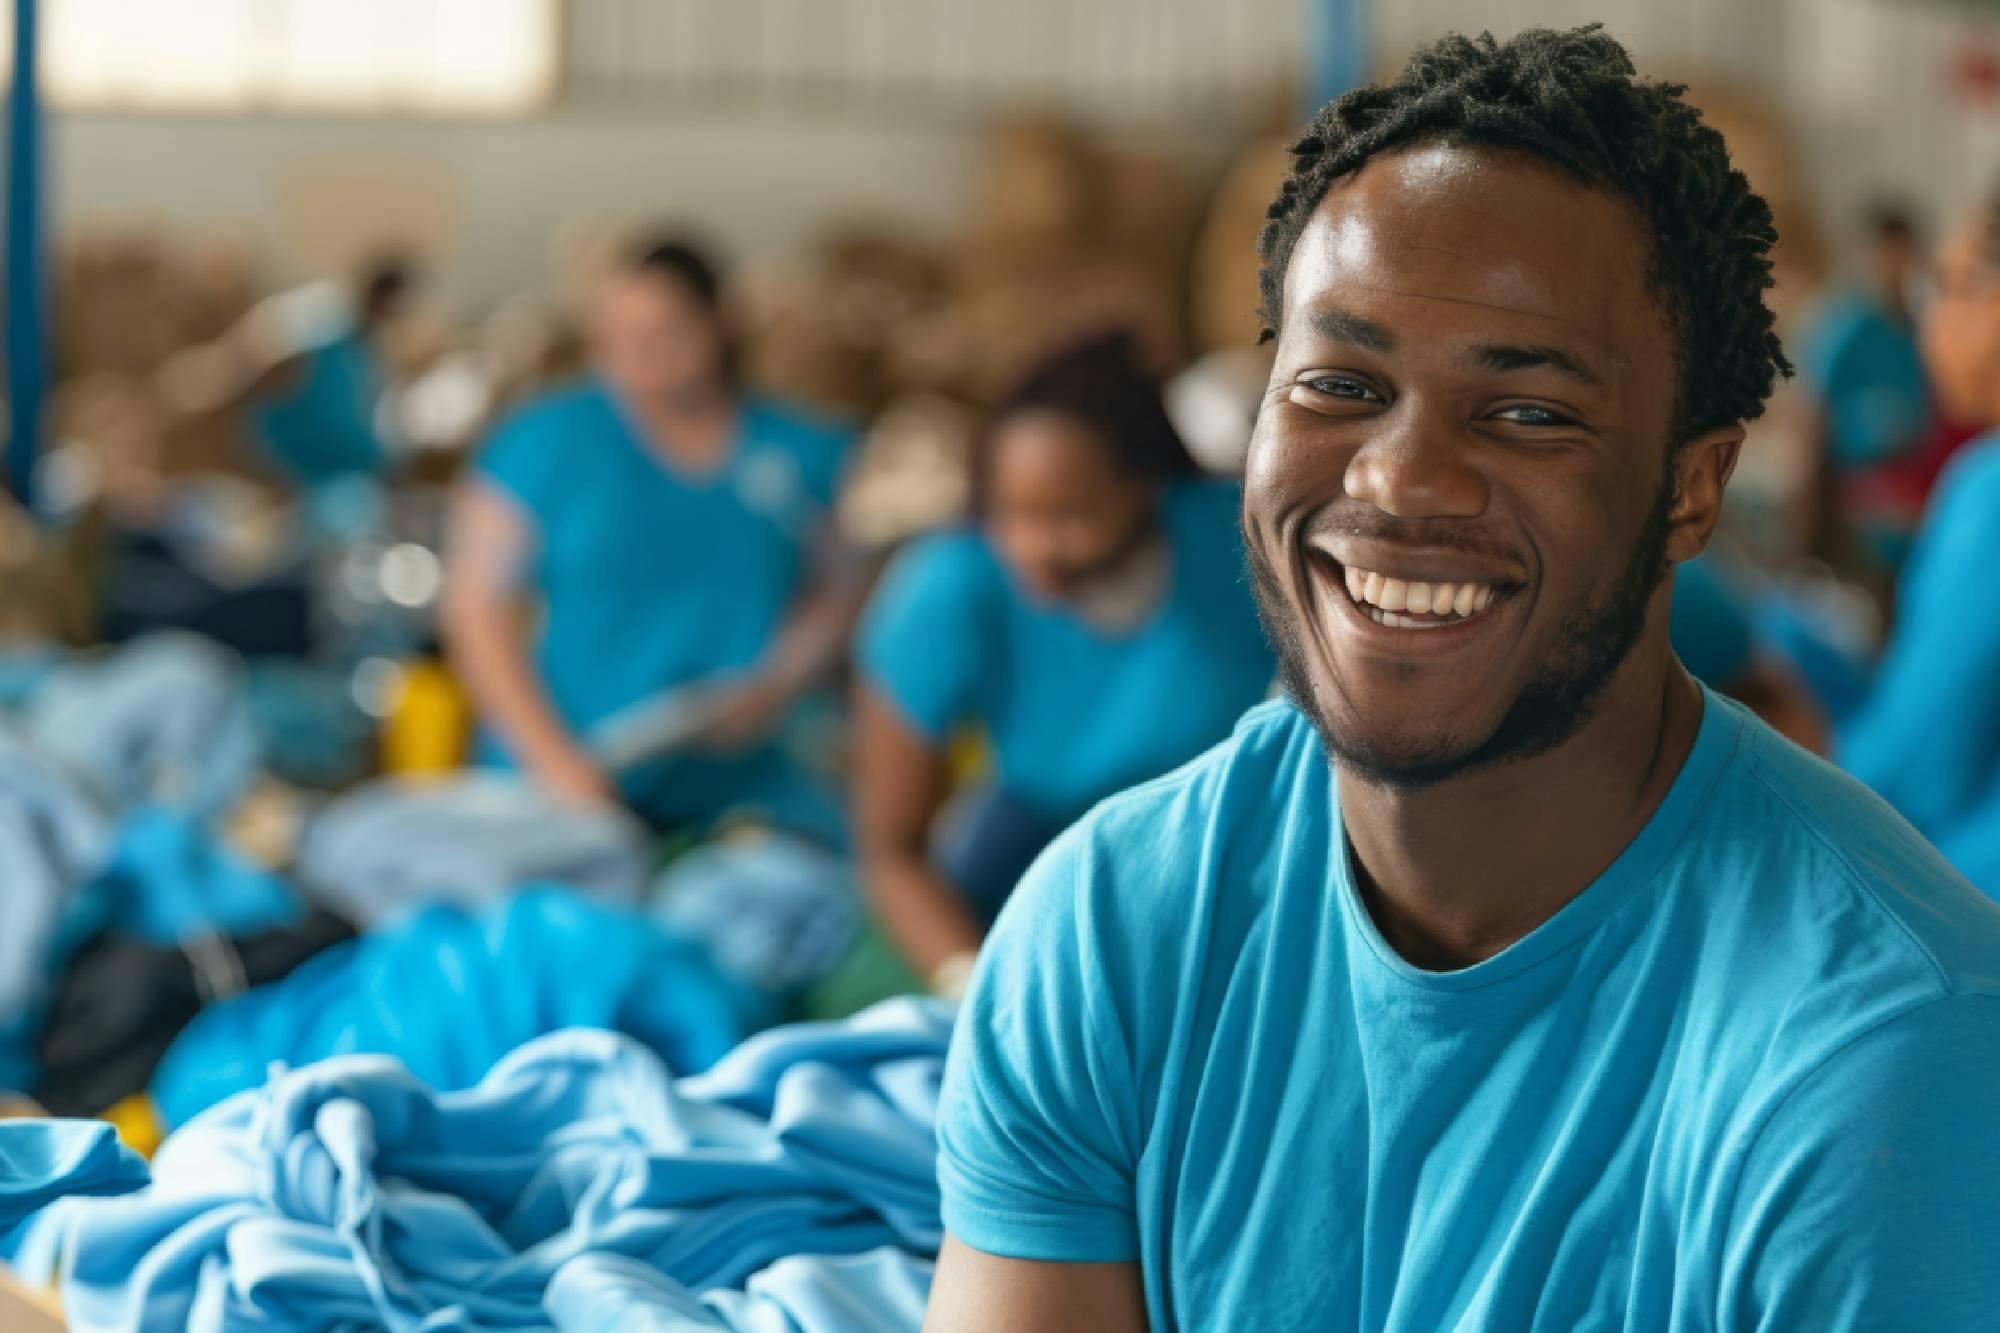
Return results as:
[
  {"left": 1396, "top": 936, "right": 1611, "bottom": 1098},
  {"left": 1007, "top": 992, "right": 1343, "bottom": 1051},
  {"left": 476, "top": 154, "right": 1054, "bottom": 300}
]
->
[
  {"left": 1473, "top": 342, "right": 1608, "bottom": 389},
  {"left": 1307, "top": 307, "right": 1395, "bottom": 352}
]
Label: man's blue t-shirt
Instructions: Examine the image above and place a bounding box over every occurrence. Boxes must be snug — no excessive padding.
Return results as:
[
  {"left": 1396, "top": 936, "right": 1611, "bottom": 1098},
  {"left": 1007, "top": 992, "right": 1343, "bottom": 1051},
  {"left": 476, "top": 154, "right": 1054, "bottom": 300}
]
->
[
  {"left": 476, "top": 378, "right": 853, "bottom": 835},
  {"left": 252, "top": 331, "right": 388, "bottom": 489},
  {"left": 940, "top": 692, "right": 2000, "bottom": 1331},
  {"left": 856, "top": 480, "right": 1274, "bottom": 826},
  {"left": 1839, "top": 434, "right": 2000, "bottom": 893}
]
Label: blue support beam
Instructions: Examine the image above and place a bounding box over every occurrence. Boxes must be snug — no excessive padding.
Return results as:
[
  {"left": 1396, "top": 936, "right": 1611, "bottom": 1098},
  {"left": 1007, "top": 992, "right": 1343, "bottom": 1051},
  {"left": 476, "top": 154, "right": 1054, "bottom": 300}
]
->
[
  {"left": 1306, "top": 0, "right": 1372, "bottom": 115},
  {"left": 6, "top": 0, "right": 46, "bottom": 508}
]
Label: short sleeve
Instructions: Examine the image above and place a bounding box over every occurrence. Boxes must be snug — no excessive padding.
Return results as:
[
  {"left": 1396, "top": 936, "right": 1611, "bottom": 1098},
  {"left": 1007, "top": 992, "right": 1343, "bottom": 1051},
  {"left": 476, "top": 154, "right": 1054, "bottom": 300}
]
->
[
  {"left": 475, "top": 399, "right": 567, "bottom": 515},
  {"left": 855, "top": 536, "right": 989, "bottom": 742},
  {"left": 793, "top": 416, "right": 859, "bottom": 511},
  {"left": 936, "top": 823, "right": 1143, "bottom": 1263},
  {"left": 1670, "top": 557, "right": 1755, "bottom": 689},
  {"left": 1718, "top": 993, "right": 2000, "bottom": 1331}
]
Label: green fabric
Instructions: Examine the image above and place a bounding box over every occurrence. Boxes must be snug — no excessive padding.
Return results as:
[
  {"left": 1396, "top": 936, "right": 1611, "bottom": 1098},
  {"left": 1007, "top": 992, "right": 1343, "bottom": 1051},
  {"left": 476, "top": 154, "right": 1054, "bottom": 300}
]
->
[{"left": 799, "top": 916, "right": 925, "bottom": 1023}]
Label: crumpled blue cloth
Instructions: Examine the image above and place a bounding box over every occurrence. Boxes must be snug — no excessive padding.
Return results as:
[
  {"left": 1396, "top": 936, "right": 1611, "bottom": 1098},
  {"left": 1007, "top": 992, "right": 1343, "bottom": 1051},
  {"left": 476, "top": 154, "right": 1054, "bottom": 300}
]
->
[
  {"left": 16, "top": 999, "right": 950, "bottom": 1331},
  {"left": 22, "top": 632, "right": 261, "bottom": 821},
  {"left": 545, "top": 1249, "right": 933, "bottom": 1331},
  {"left": 297, "top": 774, "right": 652, "bottom": 926},
  {"left": 650, "top": 835, "right": 859, "bottom": 995},
  {"left": 0, "top": 1120, "right": 148, "bottom": 1256},
  {"left": 150, "top": 888, "right": 768, "bottom": 1128}
]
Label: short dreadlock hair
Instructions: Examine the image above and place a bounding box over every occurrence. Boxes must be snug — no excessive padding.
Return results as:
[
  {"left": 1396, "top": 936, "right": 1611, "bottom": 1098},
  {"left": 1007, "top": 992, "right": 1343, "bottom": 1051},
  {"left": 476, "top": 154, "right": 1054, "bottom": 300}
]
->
[{"left": 1256, "top": 25, "right": 1791, "bottom": 442}]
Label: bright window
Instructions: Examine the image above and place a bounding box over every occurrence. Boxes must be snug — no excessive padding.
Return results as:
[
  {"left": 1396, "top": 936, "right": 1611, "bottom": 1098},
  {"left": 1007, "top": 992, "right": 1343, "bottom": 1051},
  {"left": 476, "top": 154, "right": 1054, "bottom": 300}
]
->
[{"left": 1, "top": 0, "right": 558, "bottom": 114}]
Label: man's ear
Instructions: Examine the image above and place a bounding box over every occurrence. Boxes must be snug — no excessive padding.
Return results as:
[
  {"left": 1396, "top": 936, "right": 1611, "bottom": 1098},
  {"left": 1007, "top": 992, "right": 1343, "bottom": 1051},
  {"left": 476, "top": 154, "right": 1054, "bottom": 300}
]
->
[{"left": 1664, "top": 424, "right": 1744, "bottom": 564}]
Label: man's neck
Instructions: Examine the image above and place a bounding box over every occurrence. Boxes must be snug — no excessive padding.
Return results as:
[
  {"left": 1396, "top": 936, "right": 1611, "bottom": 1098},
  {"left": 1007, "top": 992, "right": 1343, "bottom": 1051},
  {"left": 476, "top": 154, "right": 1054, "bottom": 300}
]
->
[{"left": 1337, "top": 654, "right": 1703, "bottom": 971}]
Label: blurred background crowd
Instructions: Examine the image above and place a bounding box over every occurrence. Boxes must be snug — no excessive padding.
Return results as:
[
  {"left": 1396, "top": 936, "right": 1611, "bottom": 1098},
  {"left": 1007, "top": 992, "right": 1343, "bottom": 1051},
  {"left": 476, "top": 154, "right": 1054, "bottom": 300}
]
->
[{"left": 0, "top": 1, "right": 1997, "bottom": 1324}]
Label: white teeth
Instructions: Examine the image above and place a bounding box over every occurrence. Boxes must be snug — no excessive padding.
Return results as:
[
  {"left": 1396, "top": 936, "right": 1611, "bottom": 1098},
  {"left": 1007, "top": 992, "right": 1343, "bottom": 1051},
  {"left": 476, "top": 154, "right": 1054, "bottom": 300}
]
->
[
  {"left": 1374, "top": 609, "right": 1439, "bottom": 629},
  {"left": 1332, "top": 562, "right": 1511, "bottom": 623}
]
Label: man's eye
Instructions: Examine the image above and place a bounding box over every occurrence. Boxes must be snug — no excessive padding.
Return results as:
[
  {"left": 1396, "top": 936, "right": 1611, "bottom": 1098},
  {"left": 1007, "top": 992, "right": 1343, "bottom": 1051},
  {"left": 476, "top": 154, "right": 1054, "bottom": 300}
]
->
[
  {"left": 1303, "top": 377, "right": 1380, "bottom": 402},
  {"left": 1492, "top": 404, "right": 1577, "bottom": 428}
]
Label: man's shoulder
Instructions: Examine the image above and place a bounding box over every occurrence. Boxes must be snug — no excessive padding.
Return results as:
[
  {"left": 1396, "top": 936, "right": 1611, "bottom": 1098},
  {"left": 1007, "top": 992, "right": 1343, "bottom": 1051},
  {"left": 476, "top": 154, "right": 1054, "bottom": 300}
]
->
[{"left": 1715, "top": 712, "right": 2000, "bottom": 998}]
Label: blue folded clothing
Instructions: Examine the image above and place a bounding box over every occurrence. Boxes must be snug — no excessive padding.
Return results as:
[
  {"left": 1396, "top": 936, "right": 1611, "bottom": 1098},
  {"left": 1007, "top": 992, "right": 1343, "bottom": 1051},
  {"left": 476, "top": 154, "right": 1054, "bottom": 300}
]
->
[{"left": 12, "top": 998, "right": 952, "bottom": 1331}]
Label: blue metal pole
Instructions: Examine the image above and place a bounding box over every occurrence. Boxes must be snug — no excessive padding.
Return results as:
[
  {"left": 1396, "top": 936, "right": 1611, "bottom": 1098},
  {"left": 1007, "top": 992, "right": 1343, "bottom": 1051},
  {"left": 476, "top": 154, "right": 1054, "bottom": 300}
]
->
[
  {"left": 6, "top": 0, "right": 46, "bottom": 508},
  {"left": 1306, "top": 0, "right": 1371, "bottom": 115}
]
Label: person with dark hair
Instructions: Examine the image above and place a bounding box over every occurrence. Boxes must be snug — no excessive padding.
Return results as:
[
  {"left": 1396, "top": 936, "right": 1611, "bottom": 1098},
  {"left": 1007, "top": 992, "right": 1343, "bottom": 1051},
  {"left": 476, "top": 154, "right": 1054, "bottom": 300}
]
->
[
  {"left": 852, "top": 331, "right": 1273, "bottom": 990},
  {"left": 925, "top": 28, "right": 2000, "bottom": 1332},
  {"left": 249, "top": 252, "right": 419, "bottom": 493},
  {"left": 1794, "top": 197, "right": 1935, "bottom": 569},
  {"left": 442, "top": 235, "right": 858, "bottom": 842},
  {"left": 1839, "top": 183, "right": 2000, "bottom": 892}
]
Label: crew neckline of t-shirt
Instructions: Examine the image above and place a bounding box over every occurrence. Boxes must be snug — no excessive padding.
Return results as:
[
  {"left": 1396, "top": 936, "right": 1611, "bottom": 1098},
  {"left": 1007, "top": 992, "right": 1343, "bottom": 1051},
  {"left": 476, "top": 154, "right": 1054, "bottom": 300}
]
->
[
  {"left": 1331, "top": 685, "right": 1749, "bottom": 993},
  {"left": 597, "top": 378, "right": 745, "bottom": 490}
]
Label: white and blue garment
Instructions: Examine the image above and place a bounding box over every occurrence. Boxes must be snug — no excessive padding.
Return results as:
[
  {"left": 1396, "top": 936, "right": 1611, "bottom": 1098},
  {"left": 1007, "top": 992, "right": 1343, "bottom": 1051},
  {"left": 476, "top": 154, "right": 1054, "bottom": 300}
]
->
[
  {"left": 296, "top": 773, "right": 652, "bottom": 926},
  {"left": 0, "top": 731, "right": 295, "bottom": 1096},
  {"left": 649, "top": 834, "right": 860, "bottom": 996},
  {"left": 11, "top": 999, "right": 950, "bottom": 1331},
  {"left": 22, "top": 632, "right": 261, "bottom": 822}
]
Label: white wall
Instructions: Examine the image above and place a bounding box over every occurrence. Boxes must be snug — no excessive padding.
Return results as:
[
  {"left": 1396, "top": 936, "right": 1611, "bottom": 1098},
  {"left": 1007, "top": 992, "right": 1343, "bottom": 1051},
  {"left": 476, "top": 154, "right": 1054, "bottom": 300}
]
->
[
  {"left": 43, "top": 0, "right": 2000, "bottom": 314},
  {"left": 47, "top": 0, "right": 1304, "bottom": 313}
]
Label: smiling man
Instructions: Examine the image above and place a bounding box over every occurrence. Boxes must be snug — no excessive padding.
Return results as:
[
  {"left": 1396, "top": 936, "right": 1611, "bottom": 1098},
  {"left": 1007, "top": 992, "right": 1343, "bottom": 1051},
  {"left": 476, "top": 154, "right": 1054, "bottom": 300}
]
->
[{"left": 923, "top": 27, "right": 2000, "bottom": 1333}]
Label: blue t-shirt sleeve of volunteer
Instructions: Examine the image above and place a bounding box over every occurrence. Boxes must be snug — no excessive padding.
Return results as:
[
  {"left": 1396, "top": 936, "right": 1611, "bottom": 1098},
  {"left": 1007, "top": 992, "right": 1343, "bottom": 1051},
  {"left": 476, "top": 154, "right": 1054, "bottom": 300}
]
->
[
  {"left": 474, "top": 391, "right": 576, "bottom": 516},
  {"left": 1718, "top": 993, "right": 2000, "bottom": 1330},
  {"left": 855, "top": 535, "right": 988, "bottom": 742},
  {"left": 1670, "top": 557, "right": 1756, "bottom": 689},
  {"left": 937, "top": 819, "right": 1144, "bottom": 1263},
  {"left": 1838, "top": 443, "right": 2000, "bottom": 836},
  {"left": 743, "top": 396, "right": 860, "bottom": 512}
]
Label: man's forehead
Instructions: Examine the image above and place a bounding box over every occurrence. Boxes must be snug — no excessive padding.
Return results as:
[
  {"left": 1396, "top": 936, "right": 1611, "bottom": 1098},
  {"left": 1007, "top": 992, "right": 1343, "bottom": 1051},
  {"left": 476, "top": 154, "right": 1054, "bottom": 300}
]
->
[{"left": 1281, "top": 145, "right": 1658, "bottom": 350}]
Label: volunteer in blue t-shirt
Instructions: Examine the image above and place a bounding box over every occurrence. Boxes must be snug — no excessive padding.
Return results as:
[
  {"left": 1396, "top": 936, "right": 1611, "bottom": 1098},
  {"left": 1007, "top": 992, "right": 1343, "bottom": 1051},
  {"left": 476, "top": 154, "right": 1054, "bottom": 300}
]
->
[
  {"left": 854, "top": 333, "right": 1274, "bottom": 986},
  {"left": 1839, "top": 184, "right": 2000, "bottom": 893},
  {"left": 441, "top": 237, "right": 856, "bottom": 842},
  {"left": 926, "top": 29, "right": 2000, "bottom": 1333},
  {"left": 251, "top": 257, "right": 413, "bottom": 493}
]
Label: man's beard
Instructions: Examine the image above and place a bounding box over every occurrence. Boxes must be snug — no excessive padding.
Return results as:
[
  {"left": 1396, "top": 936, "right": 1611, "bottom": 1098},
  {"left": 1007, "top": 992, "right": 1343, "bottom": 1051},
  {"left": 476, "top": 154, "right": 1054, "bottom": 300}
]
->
[{"left": 1246, "top": 474, "right": 1674, "bottom": 791}]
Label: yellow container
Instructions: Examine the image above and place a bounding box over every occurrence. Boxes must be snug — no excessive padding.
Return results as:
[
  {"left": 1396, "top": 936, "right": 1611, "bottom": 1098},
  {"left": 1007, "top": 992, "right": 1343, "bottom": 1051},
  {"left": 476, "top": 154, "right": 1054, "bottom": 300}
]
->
[{"left": 382, "top": 659, "right": 472, "bottom": 776}]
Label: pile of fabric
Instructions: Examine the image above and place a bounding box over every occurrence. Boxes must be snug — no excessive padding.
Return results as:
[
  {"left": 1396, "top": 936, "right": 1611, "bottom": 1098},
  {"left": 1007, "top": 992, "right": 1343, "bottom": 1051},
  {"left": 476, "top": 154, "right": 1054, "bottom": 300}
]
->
[
  {"left": 0, "top": 626, "right": 936, "bottom": 1329},
  {"left": 0, "top": 633, "right": 841, "bottom": 1123},
  {"left": 3, "top": 1000, "right": 949, "bottom": 1331}
]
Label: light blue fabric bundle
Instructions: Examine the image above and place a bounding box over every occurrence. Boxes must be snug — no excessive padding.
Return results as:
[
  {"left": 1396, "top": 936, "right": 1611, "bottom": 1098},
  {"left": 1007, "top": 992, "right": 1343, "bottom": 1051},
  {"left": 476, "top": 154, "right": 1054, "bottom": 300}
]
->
[
  {"left": 13, "top": 999, "right": 951, "bottom": 1331},
  {"left": 544, "top": 1249, "right": 932, "bottom": 1331}
]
